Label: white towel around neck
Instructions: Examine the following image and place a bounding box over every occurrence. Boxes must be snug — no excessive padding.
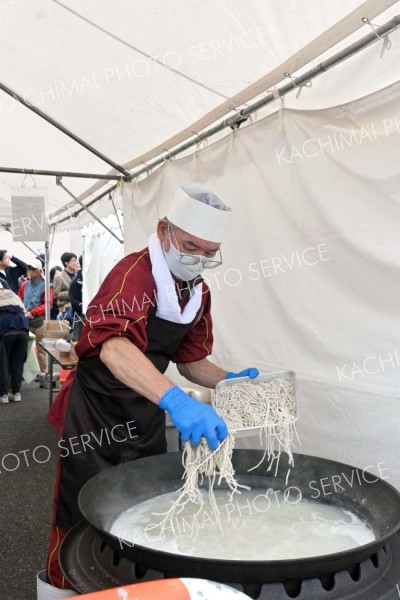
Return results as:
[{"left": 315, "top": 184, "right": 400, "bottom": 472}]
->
[{"left": 148, "top": 233, "right": 203, "bottom": 324}]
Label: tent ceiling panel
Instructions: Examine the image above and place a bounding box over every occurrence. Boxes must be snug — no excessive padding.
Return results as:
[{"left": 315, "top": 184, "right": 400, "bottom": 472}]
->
[
  {"left": 57, "top": 0, "right": 365, "bottom": 95},
  {"left": 1, "top": 0, "right": 369, "bottom": 164},
  {"left": 0, "top": 0, "right": 399, "bottom": 224}
]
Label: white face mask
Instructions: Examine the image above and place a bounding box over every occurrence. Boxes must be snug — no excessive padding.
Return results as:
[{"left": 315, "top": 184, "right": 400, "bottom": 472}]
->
[{"left": 163, "top": 237, "right": 207, "bottom": 281}]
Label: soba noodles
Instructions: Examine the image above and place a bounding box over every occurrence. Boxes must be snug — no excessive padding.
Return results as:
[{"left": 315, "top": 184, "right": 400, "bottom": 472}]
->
[
  {"left": 214, "top": 378, "right": 298, "bottom": 477},
  {"left": 147, "top": 433, "right": 249, "bottom": 539},
  {"left": 152, "top": 378, "right": 298, "bottom": 539}
]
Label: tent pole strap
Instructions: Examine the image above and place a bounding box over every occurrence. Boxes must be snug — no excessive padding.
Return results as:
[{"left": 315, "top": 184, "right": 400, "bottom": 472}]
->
[
  {"left": 57, "top": 179, "right": 123, "bottom": 243},
  {"left": 0, "top": 81, "right": 131, "bottom": 178},
  {"left": 109, "top": 191, "right": 124, "bottom": 241}
]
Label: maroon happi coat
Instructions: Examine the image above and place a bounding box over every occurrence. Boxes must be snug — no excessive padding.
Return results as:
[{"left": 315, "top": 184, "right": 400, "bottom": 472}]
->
[{"left": 46, "top": 248, "right": 213, "bottom": 587}]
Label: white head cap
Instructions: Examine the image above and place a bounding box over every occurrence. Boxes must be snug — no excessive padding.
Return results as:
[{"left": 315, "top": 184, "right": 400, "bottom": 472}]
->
[
  {"left": 166, "top": 186, "right": 233, "bottom": 243},
  {"left": 27, "top": 258, "right": 44, "bottom": 275}
]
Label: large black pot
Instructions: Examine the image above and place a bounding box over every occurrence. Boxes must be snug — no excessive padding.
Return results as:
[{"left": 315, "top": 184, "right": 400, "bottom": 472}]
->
[{"left": 78, "top": 451, "right": 400, "bottom": 584}]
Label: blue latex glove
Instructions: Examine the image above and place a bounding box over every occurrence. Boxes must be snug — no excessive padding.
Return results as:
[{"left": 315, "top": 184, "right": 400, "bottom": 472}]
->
[
  {"left": 225, "top": 368, "right": 259, "bottom": 380},
  {"left": 160, "top": 386, "right": 227, "bottom": 450}
]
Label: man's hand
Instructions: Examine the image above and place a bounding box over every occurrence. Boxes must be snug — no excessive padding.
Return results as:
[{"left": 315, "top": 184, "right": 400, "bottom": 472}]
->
[
  {"left": 160, "top": 386, "right": 227, "bottom": 450},
  {"left": 225, "top": 368, "right": 259, "bottom": 379},
  {"left": 26, "top": 311, "right": 33, "bottom": 319}
]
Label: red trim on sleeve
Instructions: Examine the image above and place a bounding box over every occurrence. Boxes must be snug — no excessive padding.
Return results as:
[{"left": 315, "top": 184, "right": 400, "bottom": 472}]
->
[{"left": 76, "top": 250, "right": 156, "bottom": 359}]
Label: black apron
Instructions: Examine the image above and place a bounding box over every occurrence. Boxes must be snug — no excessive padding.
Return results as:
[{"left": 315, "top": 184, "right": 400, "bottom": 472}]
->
[{"left": 56, "top": 314, "right": 190, "bottom": 531}]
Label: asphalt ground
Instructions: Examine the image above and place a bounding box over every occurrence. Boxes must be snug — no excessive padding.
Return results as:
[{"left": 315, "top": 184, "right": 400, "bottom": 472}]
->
[{"left": 0, "top": 380, "right": 59, "bottom": 600}]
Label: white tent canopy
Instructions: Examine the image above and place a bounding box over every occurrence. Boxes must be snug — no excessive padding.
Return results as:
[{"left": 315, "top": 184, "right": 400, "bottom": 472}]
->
[
  {"left": 1, "top": 0, "right": 399, "bottom": 226},
  {"left": 0, "top": 1, "right": 399, "bottom": 489}
]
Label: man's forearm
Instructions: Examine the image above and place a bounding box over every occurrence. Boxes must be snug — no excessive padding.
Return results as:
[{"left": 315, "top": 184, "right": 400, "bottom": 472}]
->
[
  {"left": 177, "top": 358, "right": 228, "bottom": 388},
  {"left": 100, "top": 337, "right": 175, "bottom": 404}
]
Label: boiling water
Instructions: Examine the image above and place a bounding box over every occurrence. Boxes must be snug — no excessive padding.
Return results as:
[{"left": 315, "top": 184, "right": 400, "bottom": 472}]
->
[{"left": 110, "top": 489, "right": 375, "bottom": 560}]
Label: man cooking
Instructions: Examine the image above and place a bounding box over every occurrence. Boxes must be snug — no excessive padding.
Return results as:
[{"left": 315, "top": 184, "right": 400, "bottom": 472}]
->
[{"left": 42, "top": 186, "right": 258, "bottom": 596}]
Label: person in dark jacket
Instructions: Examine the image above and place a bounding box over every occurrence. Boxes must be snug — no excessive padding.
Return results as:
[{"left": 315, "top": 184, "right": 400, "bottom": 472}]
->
[
  {"left": 69, "top": 255, "right": 84, "bottom": 341},
  {"left": 50, "top": 266, "right": 63, "bottom": 319},
  {"left": 0, "top": 250, "right": 27, "bottom": 293},
  {"left": 0, "top": 286, "right": 30, "bottom": 403}
]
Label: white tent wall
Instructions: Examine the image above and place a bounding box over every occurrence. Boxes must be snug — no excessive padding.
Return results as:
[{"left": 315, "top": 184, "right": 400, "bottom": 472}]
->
[
  {"left": 122, "top": 81, "right": 400, "bottom": 489},
  {"left": 81, "top": 212, "right": 124, "bottom": 313}
]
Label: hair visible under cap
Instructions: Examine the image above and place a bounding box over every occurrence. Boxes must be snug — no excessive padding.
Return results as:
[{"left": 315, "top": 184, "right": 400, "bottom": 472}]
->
[
  {"left": 181, "top": 186, "right": 232, "bottom": 212},
  {"left": 50, "top": 265, "right": 62, "bottom": 283},
  {"left": 0, "top": 250, "right": 8, "bottom": 261}
]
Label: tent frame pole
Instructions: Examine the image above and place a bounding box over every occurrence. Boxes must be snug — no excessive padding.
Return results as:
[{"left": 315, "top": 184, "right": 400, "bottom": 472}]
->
[
  {"left": 0, "top": 82, "right": 131, "bottom": 178},
  {"left": 44, "top": 238, "right": 51, "bottom": 321},
  {"left": 57, "top": 178, "right": 124, "bottom": 243},
  {"left": 54, "top": 183, "right": 120, "bottom": 225},
  {"left": 0, "top": 166, "right": 129, "bottom": 181}
]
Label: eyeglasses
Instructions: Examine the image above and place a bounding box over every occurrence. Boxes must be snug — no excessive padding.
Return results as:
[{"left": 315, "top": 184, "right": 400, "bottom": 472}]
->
[
  {"left": 168, "top": 226, "right": 222, "bottom": 269},
  {"left": 179, "top": 253, "right": 222, "bottom": 268}
]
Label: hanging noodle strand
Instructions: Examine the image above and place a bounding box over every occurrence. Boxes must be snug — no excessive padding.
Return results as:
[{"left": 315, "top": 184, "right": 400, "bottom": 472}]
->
[
  {"left": 151, "top": 377, "right": 297, "bottom": 539},
  {"left": 148, "top": 433, "right": 250, "bottom": 539}
]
